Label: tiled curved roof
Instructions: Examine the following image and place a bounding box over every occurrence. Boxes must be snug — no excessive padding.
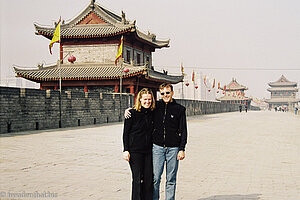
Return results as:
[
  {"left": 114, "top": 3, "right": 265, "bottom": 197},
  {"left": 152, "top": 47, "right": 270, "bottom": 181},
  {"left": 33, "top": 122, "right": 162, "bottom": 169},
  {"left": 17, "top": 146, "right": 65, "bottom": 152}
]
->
[
  {"left": 267, "top": 87, "right": 298, "bottom": 92},
  {"left": 34, "top": 2, "right": 169, "bottom": 48},
  {"left": 14, "top": 63, "right": 146, "bottom": 82},
  {"left": 224, "top": 78, "right": 247, "bottom": 90},
  {"left": 135, "top": 29, "right": 170, "bottom": 48},
  {"left": 147, "top": 70, "right": 183, "bottom": 84},
  {"left": 14, "top": 63, "right": 183, "bottom": 84},
  {"left": 35, "top": 24, "right": 134, "bottom": 39},
  {"left": 265, "top": 98, "right": 300, "bottom": 103},
  {"left": 268, "top": 75, "right": 297, "bottom": 87}
]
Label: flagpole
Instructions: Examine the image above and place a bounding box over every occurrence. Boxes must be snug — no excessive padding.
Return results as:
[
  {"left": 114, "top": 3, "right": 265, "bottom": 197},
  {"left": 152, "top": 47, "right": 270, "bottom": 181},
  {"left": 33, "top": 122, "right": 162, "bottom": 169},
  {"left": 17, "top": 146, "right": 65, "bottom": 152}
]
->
[
  {"left": 200, "top": 72, "right": 204, "bottom": 101},
  {"left": 192, "top": 70, "right": 195, "bottom": 114},
  {"left": 117, "top": 35, "right": 124, "bottom": 121},
  {"left": 181, "top": 81, "right": 184, "bottom": 99},
  {"left": 120, "top": 68, "right": 122, "bottom": 122},
  {"left": 120, "top": 64, "right": 122, "bottom": 95},
  {"left": 59, "top": 18, "right": 62, "bottom": 128},
  {"left": 181, "top": 63, "right": 184, "bottom": 99}
]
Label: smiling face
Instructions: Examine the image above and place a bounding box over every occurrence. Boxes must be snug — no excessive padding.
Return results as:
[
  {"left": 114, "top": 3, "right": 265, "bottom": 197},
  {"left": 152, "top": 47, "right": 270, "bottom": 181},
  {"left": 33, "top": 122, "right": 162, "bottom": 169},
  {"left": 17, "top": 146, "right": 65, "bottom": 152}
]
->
[
  {"left": 140, "top": 93, "right": 152, "bottom": 109},
  {"left": 160, "top": 86, "right": 173, "bottom": 103}
]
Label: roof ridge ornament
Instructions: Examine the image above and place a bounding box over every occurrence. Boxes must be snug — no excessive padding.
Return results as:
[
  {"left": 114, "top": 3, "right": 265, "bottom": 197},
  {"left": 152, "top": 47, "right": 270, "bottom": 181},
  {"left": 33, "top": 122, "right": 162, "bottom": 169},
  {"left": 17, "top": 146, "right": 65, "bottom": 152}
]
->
[
  {"left": 90, "top": 0, "right": 95, "bottom": 10},
  {"left": 147, "top": 31, "right": 156, "bottom": 41},
  {"left": 121, "top": 10, "right": 129, "bottom": 24}
]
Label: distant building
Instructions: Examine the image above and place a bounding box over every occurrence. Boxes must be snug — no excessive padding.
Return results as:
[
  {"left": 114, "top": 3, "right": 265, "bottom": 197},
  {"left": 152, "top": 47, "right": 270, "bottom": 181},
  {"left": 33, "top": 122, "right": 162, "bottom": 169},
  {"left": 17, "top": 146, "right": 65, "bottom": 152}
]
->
[
  {"left": 266, "top": 75, "right": 299, "bottom": 110},
  {"left": 14, "top": 0, "right": 182, "bottom": 98},
  {"left": 250, "top": 98, "right": 269, "bottom": 110},
  {"left": 216, "top": 78, "right": 251, "bottom": 105}
]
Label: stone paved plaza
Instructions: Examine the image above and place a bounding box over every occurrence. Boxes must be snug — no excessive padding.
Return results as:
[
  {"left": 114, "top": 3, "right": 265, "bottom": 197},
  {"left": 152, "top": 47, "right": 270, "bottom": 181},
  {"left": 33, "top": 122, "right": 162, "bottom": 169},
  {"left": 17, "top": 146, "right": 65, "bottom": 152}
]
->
[{"left": 1, "top": 111, "right": 299, "bottom": 200}]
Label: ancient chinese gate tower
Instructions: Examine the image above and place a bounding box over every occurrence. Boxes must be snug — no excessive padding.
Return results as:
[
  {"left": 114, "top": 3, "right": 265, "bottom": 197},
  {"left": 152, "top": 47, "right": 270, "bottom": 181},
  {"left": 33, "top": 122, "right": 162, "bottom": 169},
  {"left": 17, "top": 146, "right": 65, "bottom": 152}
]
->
[
  {"left": 14, "top": 1, "right": 182, "bottom": 97},
  {"left": 266, "top": 75, "right": 299, "bottom": 110}
]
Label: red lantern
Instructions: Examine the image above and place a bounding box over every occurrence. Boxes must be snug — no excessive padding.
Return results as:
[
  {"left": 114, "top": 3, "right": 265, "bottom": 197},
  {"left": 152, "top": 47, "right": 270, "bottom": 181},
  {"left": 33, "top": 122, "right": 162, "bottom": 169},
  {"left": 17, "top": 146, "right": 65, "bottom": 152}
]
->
[
  {"left": 123, "top": 68, "right": 129, "bottom": 73},
  {"left": 223, "top": 92, "right": 225, "bottom": 94},
  {"left": 217, "top": 90, "right": 219, "bottom": 93},
  {"left": 208, "top": 89, "right": 211, "bottom": 92},
  {"left": 195, "top": 85, "right": 198, "bottom": 89},
  {"left": 68, "top": 56, "right": 76, "bottom": 63},
  {"left": 185, "top": 83, "right": 189, "bottom": 86}
]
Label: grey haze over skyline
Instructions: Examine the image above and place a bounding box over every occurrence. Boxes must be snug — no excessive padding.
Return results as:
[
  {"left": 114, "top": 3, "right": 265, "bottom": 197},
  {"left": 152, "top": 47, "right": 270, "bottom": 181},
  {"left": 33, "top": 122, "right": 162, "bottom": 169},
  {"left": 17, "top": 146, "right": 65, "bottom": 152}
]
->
[{"left": 1, "top": 0, "right": 299, "bottom": 99}]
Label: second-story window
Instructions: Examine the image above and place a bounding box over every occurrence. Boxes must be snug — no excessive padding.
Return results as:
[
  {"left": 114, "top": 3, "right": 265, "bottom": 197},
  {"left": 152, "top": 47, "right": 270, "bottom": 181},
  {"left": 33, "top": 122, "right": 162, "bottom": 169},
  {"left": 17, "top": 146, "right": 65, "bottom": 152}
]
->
[
  {"left": 137, "top": 53, "right": 141, "bottom": 65},
  {"left": 127, "top": 50, "right": 131, "bottom": 63}
]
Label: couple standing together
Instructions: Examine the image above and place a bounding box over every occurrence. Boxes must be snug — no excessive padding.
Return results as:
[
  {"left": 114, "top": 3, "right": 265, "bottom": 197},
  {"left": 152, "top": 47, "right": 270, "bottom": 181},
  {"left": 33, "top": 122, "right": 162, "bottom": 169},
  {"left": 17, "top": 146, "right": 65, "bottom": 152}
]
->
[{"left": 123, "top": 83, "right": 188, "bottom": 200}]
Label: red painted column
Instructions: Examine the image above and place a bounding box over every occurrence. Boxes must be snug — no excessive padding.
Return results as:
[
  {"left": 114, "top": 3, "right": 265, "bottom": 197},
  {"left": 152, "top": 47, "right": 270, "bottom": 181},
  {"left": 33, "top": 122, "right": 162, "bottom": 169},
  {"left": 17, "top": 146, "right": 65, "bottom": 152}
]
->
[
  {"left": 115, "top": 85, "right": 119, "bottom": 93},
  {"left": 84, "top": 85, "right": 88, "bottom": 92},
  {"left": 130, "top": 85, "right": 134, "bottom": 94},
  {"left": 60, "top": 43, "right": 63, "bottom": 64}
]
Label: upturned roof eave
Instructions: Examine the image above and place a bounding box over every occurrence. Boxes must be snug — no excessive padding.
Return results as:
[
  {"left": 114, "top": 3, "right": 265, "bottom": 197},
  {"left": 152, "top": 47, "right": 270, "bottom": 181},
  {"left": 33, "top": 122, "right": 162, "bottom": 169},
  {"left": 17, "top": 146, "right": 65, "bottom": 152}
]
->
[
  {"left": 146, "top": 69, "right": 183, "bottom": 84},
  {"left": 134, "top": 30, "right": 170, "bottom": 48},
  {"left": 265, "top": 98, "right": 300, "bottom": 103},
  {"left": 34, "top": 23, "right": 134, "bottom": 39},
  {"left": 35, "top": 25, "right": 169, "bottom": 48},
  {"left": 268, "top": 82, "right": 297, "bottom": 87},
  {"left": 14, "top": 63, "right": 182, "bottom": 84},
  {"left": 13, "top": 63, "right": 145, "bottom": 81}
]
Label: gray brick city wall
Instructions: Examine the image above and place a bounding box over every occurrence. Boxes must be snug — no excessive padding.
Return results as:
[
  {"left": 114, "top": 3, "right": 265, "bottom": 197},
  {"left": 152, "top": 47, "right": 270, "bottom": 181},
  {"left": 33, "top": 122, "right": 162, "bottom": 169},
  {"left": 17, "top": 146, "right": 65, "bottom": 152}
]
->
[
  {"left": 176, "top": 99, "right": 239, "bottom": 116},
  {"left": 0, "top": 87, "right": 239, "bottom": 134},
  {"left": 0, "top": 87, "right": 133, "bottom": 134}
]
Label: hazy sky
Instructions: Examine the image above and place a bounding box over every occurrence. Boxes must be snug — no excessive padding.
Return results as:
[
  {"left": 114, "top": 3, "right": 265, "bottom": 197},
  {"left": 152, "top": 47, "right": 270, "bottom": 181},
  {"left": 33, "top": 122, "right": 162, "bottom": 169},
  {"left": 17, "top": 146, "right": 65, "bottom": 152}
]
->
[{"left": 1, "top": 0, "right": 300, "bottom": 99}]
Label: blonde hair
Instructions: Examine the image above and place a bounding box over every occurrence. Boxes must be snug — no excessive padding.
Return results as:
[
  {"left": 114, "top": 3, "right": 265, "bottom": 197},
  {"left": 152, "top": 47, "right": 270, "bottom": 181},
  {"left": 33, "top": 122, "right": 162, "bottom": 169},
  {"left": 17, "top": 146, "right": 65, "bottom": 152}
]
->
[{"left": 133, "top": 88, "right": 155, "bottom": 112}]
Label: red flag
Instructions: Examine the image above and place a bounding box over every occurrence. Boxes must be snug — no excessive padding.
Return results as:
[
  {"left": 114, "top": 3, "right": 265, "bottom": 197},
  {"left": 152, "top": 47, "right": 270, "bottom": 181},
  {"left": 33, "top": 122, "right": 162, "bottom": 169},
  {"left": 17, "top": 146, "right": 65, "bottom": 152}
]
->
[{"left": 192, "top": 71, "right": 195, "bottom": 83}]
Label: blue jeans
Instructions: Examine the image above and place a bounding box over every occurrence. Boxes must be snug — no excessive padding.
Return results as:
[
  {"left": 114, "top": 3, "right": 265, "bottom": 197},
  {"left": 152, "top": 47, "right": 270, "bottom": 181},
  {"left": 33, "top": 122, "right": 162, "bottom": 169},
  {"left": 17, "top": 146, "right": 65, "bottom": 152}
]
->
[{"left": 152, "top": 144, "right": 179, "bottom": 200}]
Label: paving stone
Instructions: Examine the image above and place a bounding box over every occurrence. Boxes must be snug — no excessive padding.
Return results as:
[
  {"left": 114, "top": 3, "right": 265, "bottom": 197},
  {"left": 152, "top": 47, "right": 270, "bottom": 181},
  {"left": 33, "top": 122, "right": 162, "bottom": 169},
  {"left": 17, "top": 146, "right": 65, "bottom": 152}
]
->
[{"left": 0, "top": 111, "right": 299, "bottom": 200}]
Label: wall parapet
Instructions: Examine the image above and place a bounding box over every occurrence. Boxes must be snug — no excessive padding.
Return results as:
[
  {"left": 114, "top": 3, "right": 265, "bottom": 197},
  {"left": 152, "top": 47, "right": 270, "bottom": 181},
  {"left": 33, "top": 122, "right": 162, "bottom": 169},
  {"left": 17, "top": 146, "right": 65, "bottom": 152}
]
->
[{"left": 1, "top": 87, "right": 239, "bottom": 134}]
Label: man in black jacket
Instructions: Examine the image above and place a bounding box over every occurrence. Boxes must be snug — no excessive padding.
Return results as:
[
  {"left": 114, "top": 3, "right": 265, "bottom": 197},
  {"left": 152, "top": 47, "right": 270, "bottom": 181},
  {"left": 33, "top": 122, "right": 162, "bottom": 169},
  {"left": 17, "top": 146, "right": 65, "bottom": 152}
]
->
[{"left": 152, "top": 83, "right": 187, "bottom": 200}]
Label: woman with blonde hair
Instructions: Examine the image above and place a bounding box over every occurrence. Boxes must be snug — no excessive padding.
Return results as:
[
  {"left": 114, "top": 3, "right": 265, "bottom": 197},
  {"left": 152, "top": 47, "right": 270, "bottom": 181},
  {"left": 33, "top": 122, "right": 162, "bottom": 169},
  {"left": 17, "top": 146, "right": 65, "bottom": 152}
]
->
[{"left": 123, "top": 88, "right": 155, "bottom": 200}]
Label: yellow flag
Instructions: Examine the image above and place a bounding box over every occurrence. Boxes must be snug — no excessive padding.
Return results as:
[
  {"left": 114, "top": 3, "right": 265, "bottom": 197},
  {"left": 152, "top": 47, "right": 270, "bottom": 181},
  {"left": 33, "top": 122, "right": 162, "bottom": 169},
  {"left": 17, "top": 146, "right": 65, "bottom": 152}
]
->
[
  {"left": 49, "top": 19, "right": 61, "bottom": 54},
  {"left": 115, "top": 36, "right": 124, "bottom": 65}
]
